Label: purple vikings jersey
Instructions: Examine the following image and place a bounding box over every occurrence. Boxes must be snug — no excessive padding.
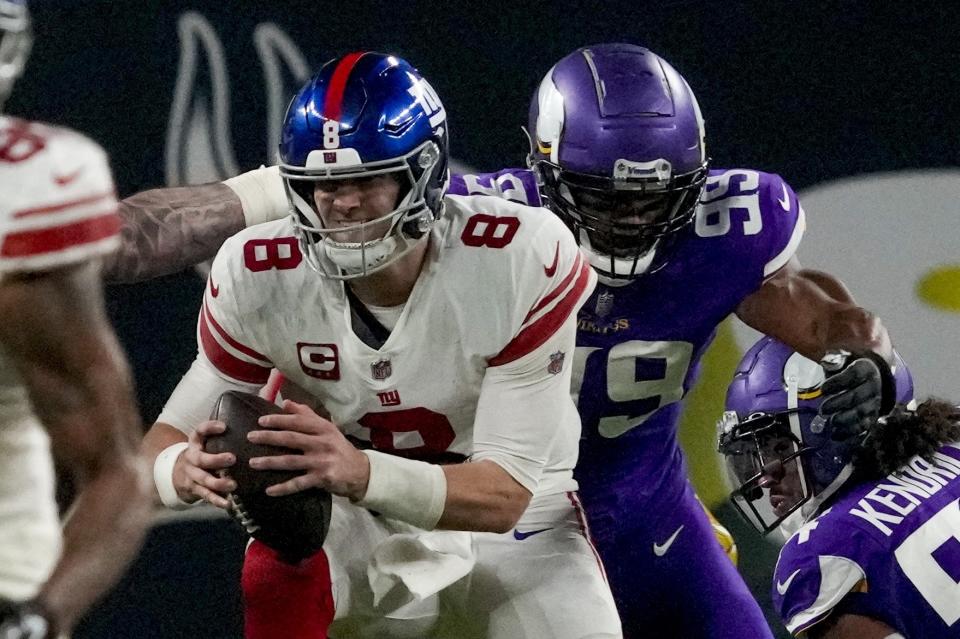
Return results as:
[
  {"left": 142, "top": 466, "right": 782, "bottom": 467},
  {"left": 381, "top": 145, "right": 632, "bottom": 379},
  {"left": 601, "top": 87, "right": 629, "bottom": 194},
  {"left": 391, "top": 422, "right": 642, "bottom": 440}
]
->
[
  {"left": 453, "top": 167, "right": 803, "bottom": 637},
  {"left": 774, "top": 443, "right": 960, "bottom": 637}
]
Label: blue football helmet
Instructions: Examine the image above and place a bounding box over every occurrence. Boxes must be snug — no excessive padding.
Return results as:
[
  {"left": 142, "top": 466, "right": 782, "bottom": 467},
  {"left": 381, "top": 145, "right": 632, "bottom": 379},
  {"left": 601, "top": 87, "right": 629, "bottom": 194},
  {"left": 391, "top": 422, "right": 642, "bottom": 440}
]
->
[
  {"left": 527, "top": 43, "right": 708, "bottom": 282},
  {"left": 717, "top": 336, "right": 914, "bottom": 534},
  {"left": 279, "top": 52, "right": 449, "bottom": 279},
  {"left": 0, "top": 0, "right": 30, "bottom": 110}
]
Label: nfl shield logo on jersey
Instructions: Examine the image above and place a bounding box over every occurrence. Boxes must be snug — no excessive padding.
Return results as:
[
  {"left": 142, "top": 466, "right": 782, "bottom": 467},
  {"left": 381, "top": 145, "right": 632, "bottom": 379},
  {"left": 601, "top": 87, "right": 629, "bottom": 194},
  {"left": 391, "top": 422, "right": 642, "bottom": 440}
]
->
[
  {"left": 595, "top": 290, "right": 615, "bottom": 317},
  {"left": 548, "top": 351, "right": 565, "bottom": 375},
  {"left": 371, "top": 359, "right": 392, "bottom": 380}
]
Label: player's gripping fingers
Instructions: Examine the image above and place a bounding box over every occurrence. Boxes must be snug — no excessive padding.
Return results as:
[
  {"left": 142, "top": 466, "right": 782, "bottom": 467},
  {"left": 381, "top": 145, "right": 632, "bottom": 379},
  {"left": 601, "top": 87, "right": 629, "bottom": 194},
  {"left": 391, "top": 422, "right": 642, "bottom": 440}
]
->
[
  {"left": 249, "top": 454, "right": 311, "bottom": 472},
  {"left": 265, "top": 473, "right": 319, "bottom": 497},
  {"left": 183, "top": 465, "right": 234, "bottom": 509},
  {"left": 186, "top": 420, "right": 237, "bottom": 470},
  {"left": 257, "top": 411, "right": 325, "bottom": 435},
  {"left": 184, "top": 442, "right": 236, "bottom": 473},
  {"left": 247, "top": 428, "right": 316, "bottom": 452},
  {"left": 820, "top": 359, "right": 881, "bottom": 408}
]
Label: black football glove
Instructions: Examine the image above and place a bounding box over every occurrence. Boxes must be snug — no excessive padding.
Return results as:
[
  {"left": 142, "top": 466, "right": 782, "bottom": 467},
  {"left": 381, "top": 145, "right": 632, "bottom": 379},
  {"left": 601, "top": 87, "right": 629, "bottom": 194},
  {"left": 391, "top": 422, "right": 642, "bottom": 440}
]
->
[
  {"left": 819, "top": 350, "right": 896, "bottom": 441},
  {"left": 0, "top": 599, "right": 53, "bottom": 639}
]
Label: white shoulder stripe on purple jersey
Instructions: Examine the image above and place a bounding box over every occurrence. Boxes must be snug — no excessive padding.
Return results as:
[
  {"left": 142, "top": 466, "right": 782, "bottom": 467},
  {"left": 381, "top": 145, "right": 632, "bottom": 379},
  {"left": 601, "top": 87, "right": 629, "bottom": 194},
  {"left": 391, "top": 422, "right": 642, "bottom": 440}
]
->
[{"left": 785, "top": 554, "right": 865, "bottom": 634}]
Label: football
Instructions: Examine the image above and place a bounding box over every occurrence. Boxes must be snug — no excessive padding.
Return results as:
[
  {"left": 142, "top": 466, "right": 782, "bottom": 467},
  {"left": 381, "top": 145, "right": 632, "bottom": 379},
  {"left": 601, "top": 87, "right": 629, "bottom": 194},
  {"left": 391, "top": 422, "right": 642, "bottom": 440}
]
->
[{"left": 204, "top": 391, "right": 332, "bottom": 563}]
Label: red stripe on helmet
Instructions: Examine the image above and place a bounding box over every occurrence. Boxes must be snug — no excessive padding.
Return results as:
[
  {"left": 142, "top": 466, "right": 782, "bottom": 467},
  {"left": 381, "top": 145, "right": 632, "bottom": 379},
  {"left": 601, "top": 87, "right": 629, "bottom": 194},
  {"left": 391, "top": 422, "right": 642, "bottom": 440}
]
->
[{"left": 323, "top": 51, "right": 367, "bottom": 121}]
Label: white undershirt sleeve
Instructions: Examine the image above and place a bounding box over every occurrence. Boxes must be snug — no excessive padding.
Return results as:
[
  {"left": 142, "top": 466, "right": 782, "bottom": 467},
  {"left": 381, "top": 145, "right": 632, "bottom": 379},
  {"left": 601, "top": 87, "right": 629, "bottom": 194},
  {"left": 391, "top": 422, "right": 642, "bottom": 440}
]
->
[
  {"left": 155, "top": 355, "right": 263, "bottom": 435},
  {"left": 470, "top": 318, "right": 579, "bottom": 494}
]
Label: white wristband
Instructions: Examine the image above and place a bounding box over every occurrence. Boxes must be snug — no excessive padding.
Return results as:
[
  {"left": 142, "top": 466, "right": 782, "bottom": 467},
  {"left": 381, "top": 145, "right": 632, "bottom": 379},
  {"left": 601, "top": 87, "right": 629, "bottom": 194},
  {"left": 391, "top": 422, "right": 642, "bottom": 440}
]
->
[
  {"left": 356, "top": 450, "right": 447, "bottom": 530},
  {"left": 153, "top": 442, "right": 197, "bottom": 510},
  {"left": 222, "top": 165, "right": 290, "bottom": 227}
]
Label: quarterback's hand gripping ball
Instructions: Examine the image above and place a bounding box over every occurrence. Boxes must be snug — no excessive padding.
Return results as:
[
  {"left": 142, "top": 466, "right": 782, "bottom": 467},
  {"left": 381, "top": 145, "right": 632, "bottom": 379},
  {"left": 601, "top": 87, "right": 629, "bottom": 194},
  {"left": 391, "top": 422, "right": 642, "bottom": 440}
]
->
[{"left": 204, "top": 391, "right": 332, "bottom": 563}]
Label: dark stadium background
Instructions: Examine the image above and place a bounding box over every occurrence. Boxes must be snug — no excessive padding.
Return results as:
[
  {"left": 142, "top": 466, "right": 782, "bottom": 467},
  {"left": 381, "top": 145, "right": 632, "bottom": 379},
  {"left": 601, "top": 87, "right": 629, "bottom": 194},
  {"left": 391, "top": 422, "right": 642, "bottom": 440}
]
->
[{"left": 11, "top": 1, "right": 960, "bottom": 637}]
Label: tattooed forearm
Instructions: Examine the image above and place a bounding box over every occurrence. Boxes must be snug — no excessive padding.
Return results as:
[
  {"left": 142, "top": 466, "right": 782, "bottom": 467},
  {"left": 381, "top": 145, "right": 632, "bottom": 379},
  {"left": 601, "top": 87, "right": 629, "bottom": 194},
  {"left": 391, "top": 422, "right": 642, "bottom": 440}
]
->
[{"left": 104, "top": 183, "right": 245, "bottom": 283}]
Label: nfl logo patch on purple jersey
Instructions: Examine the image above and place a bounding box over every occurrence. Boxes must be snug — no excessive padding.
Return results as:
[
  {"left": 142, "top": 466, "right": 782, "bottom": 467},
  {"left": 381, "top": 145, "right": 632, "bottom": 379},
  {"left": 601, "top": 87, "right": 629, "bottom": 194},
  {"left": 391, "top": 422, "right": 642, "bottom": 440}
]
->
[
  {"left": 548, "top": 351, "right": 565, "bottom": 375},
  {"left": 370, "top": 359, "right": 392, "bottom": 380},
  {"left": 595, "top": 290, "right": 615, "bottom": 317},
  {"left": 323, "top": 151, "right": 337, "bottom": 163}
]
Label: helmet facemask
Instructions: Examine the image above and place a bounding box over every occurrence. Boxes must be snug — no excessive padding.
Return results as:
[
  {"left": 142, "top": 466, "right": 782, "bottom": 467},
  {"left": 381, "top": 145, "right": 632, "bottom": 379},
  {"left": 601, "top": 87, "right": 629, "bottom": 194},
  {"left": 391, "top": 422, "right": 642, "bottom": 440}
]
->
[
  {"left": 533, "top": 155, "right": 707, "bottom": 282},
  {"left": 281, "top": 139, "right": 444, "bottom": 280},
  {"left": 0, "top": 0, "right": 31, "bottom": 111},
  {"left": 718, "top": 409, "right": 817, "bottom": 535}
]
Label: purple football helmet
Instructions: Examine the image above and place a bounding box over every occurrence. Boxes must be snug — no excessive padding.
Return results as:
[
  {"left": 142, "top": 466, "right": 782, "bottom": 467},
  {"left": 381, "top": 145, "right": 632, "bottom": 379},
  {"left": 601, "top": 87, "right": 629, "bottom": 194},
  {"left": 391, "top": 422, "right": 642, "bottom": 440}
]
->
[
  {"left": 527, "top": 43, "right": 708, "bottom": 281},
  {"left": 717, "top": 336, "right": 914, "bottom": 534},
  {"left": 0, "top": 0, "right": 30, "bottom": 110},
  {"left": 279, "top": 52, "right": 449, "bottom": 279}
]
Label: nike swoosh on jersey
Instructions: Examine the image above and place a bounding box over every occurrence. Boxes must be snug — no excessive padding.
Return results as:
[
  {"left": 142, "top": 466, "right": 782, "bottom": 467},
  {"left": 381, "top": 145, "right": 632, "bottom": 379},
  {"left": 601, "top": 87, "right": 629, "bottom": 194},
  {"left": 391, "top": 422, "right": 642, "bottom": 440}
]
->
[
  {"left": 778, "top": 183, "right": 791, "bottom": 210},
  {"left": 543, "top": 241, "right": 560, "bottom": 277},
  {"left": 777, "top": 568, "right": 801, "bottom": 595},
  {"left": 53, "top": 168, "right": 84, "bottom": 186},
  {"left": 513, "top": 527, "right": 551, "bottom": 541},
  {"left": 653, "top": 525, "right": 684, "bottom": 556}
]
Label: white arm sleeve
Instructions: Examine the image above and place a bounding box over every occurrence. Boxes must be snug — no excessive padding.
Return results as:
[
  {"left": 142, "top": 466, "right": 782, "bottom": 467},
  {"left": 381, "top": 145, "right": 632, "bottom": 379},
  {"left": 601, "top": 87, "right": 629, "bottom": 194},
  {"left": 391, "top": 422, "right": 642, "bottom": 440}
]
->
[
  {"left": 155, "top": 355, "right": 262, "bottom": 435},
  {"left": 471, "top": 317, "right": 579, "bottom": 494}
]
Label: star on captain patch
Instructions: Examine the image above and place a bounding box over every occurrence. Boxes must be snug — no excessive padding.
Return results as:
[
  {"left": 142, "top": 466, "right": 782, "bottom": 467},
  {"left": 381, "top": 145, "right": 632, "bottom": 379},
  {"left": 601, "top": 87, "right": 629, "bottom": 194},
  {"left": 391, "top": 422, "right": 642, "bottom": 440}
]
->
[
  {"left": 595, "top": 290, "right": 615, "bottom": 317},
  {"left": 371, "top": 359, "right": 392, "bottom": 380},
  {"left": 547, "top": 351, "right": 565, "bottom": 375}
]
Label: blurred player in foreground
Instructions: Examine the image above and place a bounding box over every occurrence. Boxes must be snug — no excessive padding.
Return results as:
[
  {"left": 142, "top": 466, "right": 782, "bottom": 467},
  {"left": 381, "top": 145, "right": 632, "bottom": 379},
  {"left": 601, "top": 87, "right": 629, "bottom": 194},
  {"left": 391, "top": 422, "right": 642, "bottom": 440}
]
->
[
  {"left": 444, "top": 43, "right": 902, "bottom": 638},
  {"left": 0, "top": 1, "right": 150, "bottom": 636},
  {"left": 719, "top": 336, "right": 959, "bottom": 638},
  {"left": 143, "top": 52, "right": 621, "bottom": 639}
]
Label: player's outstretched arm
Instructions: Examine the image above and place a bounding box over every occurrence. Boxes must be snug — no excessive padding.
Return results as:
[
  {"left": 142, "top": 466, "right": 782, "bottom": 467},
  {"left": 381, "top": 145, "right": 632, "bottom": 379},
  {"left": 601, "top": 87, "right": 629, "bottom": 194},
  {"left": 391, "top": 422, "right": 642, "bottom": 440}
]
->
[
  {"left": 737, "top": 256, "right": 897, "bottom": 433},
  {"left": 0, "top": 262, "right": 151, "bottom": 635},
  {"left": 735, "top": 256, "right": 892, "bottom": 364},
  {"left": 104, "top": 166, "right": 288, "bottom": 283}
]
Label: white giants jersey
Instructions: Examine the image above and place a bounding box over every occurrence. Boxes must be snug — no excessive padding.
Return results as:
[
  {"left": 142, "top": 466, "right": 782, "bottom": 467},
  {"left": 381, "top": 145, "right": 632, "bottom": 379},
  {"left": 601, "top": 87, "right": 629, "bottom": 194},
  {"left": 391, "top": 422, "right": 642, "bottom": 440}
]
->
[
  {"left": 0, "top": 117, "right": 120, "bottom": 598},
  {"left": 161, "top": 193, "right": 596, "bottom": 501}
]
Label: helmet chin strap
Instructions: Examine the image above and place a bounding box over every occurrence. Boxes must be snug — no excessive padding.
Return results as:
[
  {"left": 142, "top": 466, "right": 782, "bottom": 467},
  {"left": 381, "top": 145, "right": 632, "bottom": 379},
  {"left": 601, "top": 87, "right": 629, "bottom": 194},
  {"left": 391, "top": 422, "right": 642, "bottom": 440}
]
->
[
  {"left": 323, "top": 235, "right": 399, "bottom": 273},
  {"left": 784, "top": 356, "right": 813, "bottom": 508}
]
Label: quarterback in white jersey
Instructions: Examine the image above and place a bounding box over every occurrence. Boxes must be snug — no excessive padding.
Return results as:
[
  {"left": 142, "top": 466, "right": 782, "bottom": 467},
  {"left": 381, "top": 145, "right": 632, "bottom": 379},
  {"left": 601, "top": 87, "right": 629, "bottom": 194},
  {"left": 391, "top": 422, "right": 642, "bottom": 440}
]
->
[
  {"left": 0, "top": 3, "right": 149, "bottom": 634},
  {"left": 145, "top": 52, "right": 620, "bottom": 639}
]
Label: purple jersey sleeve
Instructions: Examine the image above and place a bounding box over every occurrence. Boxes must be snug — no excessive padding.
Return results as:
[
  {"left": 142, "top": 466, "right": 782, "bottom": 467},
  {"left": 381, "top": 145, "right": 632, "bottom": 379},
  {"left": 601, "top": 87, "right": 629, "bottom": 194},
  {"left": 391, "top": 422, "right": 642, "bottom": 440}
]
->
[
  {"left": 773, "top": 511, "right": 870, "bottom": 635},
  {"left": 449, "top": 168, "right": 542, "bottom": 206}
]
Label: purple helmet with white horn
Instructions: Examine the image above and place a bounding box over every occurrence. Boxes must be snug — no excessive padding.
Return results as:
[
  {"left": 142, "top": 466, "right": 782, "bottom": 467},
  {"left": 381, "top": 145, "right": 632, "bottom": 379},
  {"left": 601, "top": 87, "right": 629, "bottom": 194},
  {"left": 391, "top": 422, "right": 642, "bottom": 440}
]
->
[{"left": 527, "top": 43, "right": 708, "bottom": 281}]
